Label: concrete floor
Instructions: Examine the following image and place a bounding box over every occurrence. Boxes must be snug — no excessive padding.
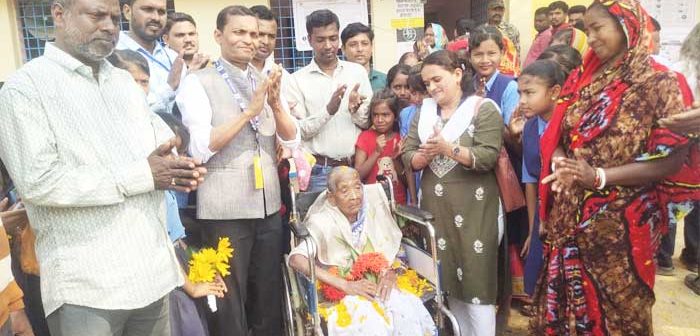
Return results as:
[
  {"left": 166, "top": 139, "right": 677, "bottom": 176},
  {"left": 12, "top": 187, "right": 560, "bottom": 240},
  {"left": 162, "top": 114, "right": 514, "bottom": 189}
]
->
[{"left": 502, "top": 220, "right": 700, "bottom": 335}]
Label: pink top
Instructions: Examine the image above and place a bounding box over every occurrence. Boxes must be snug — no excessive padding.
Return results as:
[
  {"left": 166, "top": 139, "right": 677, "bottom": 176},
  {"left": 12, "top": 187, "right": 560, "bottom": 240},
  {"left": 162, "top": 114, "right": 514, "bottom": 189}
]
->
[{"left": 524, "top": 28, "right": 553, "bottom": 68}]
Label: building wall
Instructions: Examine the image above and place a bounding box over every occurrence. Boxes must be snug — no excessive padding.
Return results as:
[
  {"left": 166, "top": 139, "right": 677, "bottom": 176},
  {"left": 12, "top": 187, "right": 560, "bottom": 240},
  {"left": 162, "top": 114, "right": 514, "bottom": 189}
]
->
[{"left": 0, "top": 0, "right": 23, "bottom": 82}]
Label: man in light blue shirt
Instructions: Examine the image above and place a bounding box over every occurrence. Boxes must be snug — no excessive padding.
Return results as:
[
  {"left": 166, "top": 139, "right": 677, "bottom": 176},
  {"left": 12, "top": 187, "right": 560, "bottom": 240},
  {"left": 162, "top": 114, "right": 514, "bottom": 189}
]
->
[{"left": 117, "top": 0, "right": 186, "bottom": 113}]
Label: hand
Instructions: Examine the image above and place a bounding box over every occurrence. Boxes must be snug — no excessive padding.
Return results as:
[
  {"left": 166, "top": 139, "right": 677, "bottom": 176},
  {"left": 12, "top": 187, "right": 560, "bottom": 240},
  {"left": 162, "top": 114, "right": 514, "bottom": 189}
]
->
[
  {"left": 348, "top": 83, "right": 367, "bottom": 114},
  {"left": 659, "top": 101, "right": 700, "bottom": 134},
  {"left": 245, "top": 78, "right": 271, "bottom": 119},
  {"left": 148, "top": 139, "right": 207, "bottom": 192},
  {"left": 184, "top": 280, "right": 227, "bottom": 299},
  {"left": 377, "top": 269, "right": 397, "bottom": 302},
  {"left": 375, "top": 134, "right": 387, "bottom": 154},
  {"left": 266, "top": 65, "right": 283, "bottom": 111},
  {"left": 508, "top": 115, "right": 525, "bottom": 139},
  {"left": 326, "top": 85, "right": 347, "bottom": 116},
  {"left": 189, "top": 53, "right": 210, "bottom": 71},
  {"left": 420, "top": 127, "right": 449, "bottom": 157},
  {"left": 520, "top": 235, "right": 531, "bottom": 258},
  {"left": 541, "top": 157, "right": 578, "bottom": 195},
  {"left": 392, "top": 138, "right": 405, "bottom": 160},
  {"left": 167, "top": 49, "right": 186, "bottom": 90},
  {"left": 0, "top": 198, "right": 9, "bottom": 212},
  {"left": 555, "top": 157, "right": 597, "bottom": 189},
  {"left": 342, "top": 279, "right": 377, "bottom": 300},
  {"left": 10, "top": 309, "right": 34, "bottom": 336}
]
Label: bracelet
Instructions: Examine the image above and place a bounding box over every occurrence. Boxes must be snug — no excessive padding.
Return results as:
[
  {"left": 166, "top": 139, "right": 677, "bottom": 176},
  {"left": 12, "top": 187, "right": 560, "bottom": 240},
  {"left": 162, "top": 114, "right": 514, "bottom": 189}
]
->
[
  {"left": 551, "top": 162, "right": 557, "bottom": 173},
  {"left": 595, "top": 167, "right": 607, "bottom": 190}
]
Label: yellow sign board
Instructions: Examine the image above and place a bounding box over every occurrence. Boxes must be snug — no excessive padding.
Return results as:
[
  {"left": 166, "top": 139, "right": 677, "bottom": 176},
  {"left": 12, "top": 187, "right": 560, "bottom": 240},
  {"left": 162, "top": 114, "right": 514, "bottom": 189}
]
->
[{"left": 391, "top": 17, "right": 425, "bottom": 29}]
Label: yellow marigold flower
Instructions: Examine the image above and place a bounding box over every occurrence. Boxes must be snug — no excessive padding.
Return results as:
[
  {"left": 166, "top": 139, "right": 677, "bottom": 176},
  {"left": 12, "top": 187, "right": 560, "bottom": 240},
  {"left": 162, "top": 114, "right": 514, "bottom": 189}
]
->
[
  {"left": 335, "top": 302, "right": 352, "bottom": 328},
  {"left": 396, "top": 269, "right": 431, "bottom": 297}
]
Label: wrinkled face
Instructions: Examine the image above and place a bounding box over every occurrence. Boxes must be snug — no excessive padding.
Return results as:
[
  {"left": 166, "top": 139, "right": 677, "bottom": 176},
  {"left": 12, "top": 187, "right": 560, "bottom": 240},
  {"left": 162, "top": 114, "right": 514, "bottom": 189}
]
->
[
  {"left": 569, "top": 12, "right": 584, "bottom": 26},
  {"left": 584, "top": 6, "right": 627, "bottom": 64},
  {"left": 470, "top": 39, "right": 502, "bottom": 78},
  {"left": 309, "top": 24, "right": 340, "bottom": 65},
  {"left": 215, "top": 14, "right": 259, "bottom": 66},
  {"left": 127, "top": 66, "right": 150, "bottom": 94},
  {"left": 371, "top": 102, "right": 396, "bottom": 134},
  {"left": 124, "top": 0, "right": 167, "bottom": 43},
  {"left": 390, "top": 73, "right": 410, "bottom": 101},
  {"left": 421, "top": 64, "right": 462, "bottom": 106},
  {"left": 54, "top": 0, "right": 120, "bottom": 64},
  {"left": 164, "top": 21, "right": 198, "bottom": 57},
  {"left": 256, "top": 19, "right": 277, "bottom": 61},
  {"left": 517, "top": 74, "right": 559, "bottom": 119},
  {"left": 549, "top": 8, "right": 567, "bottom": 27},
  {"left": 534, "top": 13, "right": 550, "bottom": 33},
  {"left": 343, "top": 33, "right": 373, "bottom": 67},
  {"left": 328, "top": 172, "right": 363, "bottom": 221},
  {"left": 488, "top": 6, "right": 505, "bottom": 25},
  {"left": 423, "top": 26, "right": 435, "bottom": 48}
]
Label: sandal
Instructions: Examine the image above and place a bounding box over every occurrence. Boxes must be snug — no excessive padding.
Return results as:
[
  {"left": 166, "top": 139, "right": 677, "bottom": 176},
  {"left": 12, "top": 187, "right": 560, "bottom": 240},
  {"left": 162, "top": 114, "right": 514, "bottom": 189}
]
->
[
  {"left": 685, "top": 274, "right": 700, "bottom": 296},
  {"left": 519, "top": 304, "right": 535, "bottom": 317}
]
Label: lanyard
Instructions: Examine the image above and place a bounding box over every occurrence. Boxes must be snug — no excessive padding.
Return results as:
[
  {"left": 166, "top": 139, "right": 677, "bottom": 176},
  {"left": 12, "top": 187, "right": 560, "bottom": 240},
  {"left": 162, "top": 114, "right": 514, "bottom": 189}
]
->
[
  {"left": 213, "top": 60, "right": 261, "bottom": 138},
  {"left": 137, "top": 45, "right": 173, "bottom": 72}
]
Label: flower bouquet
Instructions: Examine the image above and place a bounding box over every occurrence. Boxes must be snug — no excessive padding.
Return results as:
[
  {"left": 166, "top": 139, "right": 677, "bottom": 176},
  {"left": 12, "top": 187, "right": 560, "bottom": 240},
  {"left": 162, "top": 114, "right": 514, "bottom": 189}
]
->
[{"left": 187, "top": 237, "right": 234, "bottom": 311}]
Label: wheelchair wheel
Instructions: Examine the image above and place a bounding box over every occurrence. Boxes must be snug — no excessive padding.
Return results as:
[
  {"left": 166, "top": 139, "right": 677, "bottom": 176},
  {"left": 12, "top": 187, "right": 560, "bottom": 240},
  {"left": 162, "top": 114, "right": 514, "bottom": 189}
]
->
[{"left": 281, "top": 262, "right": 296, "bottom": 335}]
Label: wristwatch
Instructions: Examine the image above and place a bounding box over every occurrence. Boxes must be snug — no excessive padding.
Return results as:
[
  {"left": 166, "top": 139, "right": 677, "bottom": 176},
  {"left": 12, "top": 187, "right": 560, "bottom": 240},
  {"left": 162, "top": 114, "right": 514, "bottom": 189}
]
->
[{"left": 452, "top": 145, "right": 461, "bottom": 158}]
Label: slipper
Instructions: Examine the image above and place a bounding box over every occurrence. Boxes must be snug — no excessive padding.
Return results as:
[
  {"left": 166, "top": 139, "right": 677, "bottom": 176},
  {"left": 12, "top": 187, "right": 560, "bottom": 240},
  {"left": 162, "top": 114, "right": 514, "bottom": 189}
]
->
[{"left": 519, "top": 304, "right": 535, "bottom": 317}]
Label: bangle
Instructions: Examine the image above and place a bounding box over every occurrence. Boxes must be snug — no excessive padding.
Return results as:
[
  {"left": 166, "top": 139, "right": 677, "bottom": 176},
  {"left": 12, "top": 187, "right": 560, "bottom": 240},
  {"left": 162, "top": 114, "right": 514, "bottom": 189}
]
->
[
  {"left": 551, "top": 162, "right": 557, "bottom": 173},
  {"left": 595, "top": 167, "right": 607, "bottom": 190}
]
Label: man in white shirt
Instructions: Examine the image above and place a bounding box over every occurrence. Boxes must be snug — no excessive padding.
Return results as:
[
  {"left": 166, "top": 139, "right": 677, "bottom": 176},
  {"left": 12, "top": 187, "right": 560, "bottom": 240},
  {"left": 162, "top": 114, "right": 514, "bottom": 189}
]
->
[
  {"left": 117, "top": 0, "right": 185, "bottom": 113},
  {"left": 175, "top": 5, "right": 299, "bottom": 335},
  {"left": 287, "top": 9, "right": 372, "bottom": 192},
  {"left": 0, "top": 0, "right": 206, "bottom": 335}
]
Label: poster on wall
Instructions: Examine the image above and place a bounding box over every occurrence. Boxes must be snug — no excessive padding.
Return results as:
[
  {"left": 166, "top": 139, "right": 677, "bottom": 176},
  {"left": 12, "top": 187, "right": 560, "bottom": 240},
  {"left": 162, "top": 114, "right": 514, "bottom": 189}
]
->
[
  {"left": 292, "top": 0, "right": 369, "bottom": 52},
  {"left": 641, "top": 0, "right": 697, "bottom": 63},
  {"left": 393, "top": 0, "right": 425, "bottom": 59}
]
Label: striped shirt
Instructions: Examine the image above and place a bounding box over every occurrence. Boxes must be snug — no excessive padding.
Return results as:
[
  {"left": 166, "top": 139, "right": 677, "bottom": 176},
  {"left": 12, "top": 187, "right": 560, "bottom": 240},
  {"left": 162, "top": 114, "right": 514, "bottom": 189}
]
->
[{"left": 0, "top": 43, "right": 182, "bottom": 316}]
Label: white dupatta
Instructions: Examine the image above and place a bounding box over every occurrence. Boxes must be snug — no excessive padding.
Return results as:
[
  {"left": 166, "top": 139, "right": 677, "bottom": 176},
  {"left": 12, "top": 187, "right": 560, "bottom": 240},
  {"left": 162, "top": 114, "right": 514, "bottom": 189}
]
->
[{"left": 418, "top": 96, "right": 484, "bottom": 144}]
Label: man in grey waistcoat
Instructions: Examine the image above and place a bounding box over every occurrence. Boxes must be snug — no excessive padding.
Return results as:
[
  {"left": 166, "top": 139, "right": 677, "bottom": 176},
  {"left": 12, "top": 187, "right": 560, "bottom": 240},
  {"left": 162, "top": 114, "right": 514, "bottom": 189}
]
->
[{"left": 175, "top": 5, "right": 299, "bottom": 335}]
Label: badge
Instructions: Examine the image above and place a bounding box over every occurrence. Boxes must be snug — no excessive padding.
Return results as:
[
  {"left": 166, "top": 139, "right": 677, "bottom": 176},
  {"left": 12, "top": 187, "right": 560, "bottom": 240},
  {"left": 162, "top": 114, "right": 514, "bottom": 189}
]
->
[{"left": 253, "top": 154, "right": 264, "bottom": 189}]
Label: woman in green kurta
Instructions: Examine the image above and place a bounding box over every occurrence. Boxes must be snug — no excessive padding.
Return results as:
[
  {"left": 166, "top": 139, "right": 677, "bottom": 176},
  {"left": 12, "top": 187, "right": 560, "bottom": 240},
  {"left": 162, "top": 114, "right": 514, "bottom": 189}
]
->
[{"left": 401, "top": 50, "right": 503, "bottom": 334}]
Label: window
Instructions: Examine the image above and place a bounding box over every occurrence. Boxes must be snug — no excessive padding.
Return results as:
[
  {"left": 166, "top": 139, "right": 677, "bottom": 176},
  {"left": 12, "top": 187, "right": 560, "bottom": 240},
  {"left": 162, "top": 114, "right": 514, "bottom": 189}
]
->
[
  {"left": 17, "top": 0, "right": 175, "bottom": 62},
  {"left": 271, "top": 0, "right": 372, "bottom": 73}
]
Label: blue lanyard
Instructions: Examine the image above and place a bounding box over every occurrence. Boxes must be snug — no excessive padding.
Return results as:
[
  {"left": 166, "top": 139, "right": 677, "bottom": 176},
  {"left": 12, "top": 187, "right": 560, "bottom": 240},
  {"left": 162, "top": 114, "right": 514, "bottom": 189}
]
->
[
  {"left": 213, "top": 60, "right": 261, "bottom": 135},
  {"left": 137, "top": 45, "right": 173, "bottom": 72}
]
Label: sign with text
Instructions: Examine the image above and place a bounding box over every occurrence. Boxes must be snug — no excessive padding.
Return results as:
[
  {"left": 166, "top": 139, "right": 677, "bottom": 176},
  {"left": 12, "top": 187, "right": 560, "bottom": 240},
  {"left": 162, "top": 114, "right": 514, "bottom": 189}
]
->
[{"left": 292, "top": 0, "right": 369, "bottom": 52}]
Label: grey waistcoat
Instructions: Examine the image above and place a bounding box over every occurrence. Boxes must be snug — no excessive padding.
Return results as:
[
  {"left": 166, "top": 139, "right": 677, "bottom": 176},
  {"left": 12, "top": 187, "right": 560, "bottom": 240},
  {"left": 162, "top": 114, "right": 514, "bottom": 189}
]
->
[{"left": 194, "top": 60, "right": 280, "bottom": 220}]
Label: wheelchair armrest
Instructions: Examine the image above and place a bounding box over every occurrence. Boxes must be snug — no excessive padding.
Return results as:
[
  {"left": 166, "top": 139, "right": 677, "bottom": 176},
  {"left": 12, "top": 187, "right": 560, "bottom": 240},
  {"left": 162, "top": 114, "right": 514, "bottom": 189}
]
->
[
  {"left": 289, "top": 220, "right": 310, "bottom": 238},
  {"left": 395, "top": 204, "right": 434, "bottom": 222}
]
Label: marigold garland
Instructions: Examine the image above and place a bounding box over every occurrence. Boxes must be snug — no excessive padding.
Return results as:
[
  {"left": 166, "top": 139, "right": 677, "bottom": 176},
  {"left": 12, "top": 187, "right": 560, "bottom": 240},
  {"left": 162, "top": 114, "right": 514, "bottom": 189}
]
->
[
  {"left": 396, "top": 269, "right": 431, "bottom": 297},
  {"left": 348, "top": 252, "right": 389, "bottom": 281},
  {"left": 188, "top": 237, "right": 234, "bottom": 283}
]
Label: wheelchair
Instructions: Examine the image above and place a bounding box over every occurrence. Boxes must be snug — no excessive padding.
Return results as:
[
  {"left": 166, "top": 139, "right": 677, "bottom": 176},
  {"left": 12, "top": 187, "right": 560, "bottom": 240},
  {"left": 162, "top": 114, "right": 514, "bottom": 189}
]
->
[{"left": 280, "top": 167, "right": 461, "bottom": 336}]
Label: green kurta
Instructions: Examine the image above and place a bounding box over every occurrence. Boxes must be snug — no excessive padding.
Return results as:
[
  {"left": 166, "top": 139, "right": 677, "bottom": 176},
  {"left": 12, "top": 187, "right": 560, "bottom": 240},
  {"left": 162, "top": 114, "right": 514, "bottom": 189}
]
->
[{"left": 401, "top": 100, "right": 503, "bottom": 304}]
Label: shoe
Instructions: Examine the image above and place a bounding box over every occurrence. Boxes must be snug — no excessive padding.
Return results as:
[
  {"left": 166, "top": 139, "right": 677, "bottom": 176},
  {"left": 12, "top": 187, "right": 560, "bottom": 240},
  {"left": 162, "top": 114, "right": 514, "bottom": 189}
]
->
[
  {"left": 684, "top": 274, "right": 700, "bottom": 295},
  {"left": 656, "top": 264, "right": 675, "bottom": 276},
  {"left": 680, "top": 254, "right": 699, "bottom": 273}
]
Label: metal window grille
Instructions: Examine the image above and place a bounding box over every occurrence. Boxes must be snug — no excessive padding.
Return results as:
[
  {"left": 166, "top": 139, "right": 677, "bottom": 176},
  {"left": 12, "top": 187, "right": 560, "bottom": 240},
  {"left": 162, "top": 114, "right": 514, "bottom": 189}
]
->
[
  {"left": 17, "top": 0, "right": 175, "bottom": 62},
  {"left": 271, "top": 0, "right": 372, "bottom": 73}
]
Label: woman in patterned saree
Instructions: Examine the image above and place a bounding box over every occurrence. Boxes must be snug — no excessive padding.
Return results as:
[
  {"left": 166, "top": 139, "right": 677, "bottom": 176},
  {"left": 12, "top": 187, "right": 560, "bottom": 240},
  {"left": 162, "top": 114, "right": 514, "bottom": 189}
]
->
[
  {"left": 532, "top": 1, "right": 700, "bottom": 334},
  {"left": 401, "top": 50, "right": 504, "bottom": 335}
]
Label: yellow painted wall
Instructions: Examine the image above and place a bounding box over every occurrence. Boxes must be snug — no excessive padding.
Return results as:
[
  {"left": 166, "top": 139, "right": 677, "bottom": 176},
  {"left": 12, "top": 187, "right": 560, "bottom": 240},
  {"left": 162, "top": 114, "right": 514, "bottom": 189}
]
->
[
  {"left": 370, "top": 0, "right": 398, "bottom": 73},
  {"left": 0, "top": 0, "right": 23, "bottom": 82}
]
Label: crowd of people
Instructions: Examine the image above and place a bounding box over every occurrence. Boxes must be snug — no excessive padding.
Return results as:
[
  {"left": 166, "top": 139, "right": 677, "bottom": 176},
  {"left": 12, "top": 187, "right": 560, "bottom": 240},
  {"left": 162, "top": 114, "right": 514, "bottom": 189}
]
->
[{"left": 0, "top": 0, "right": 699, "bottom": 335}]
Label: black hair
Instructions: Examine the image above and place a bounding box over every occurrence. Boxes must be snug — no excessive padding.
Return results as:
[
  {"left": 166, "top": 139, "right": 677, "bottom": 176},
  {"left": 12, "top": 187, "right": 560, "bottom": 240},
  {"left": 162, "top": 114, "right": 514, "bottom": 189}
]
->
[
  {"left": 386, "top": 64, "right": 411, "bottom": 88},
  {"left": 107, "top": 49, "right": 149, "bottom": 74},
  {"left": 650, "top": 16, "right": 661, "bottom": 32},
  {"left": 455, "top": 17, "right": 476, "bottom": 36},
  {"left": 537, "top": 44, "right": 582, "bottom": 78},
  {"left": 568, "top": 5, "right": 587, "bottom": 15},
  {"left": 306, "top": 9, "right": 340, "bottom": 36},
  {"left": 548, "top": 1, "right": 569, "bottom": 13},
  {"left": 407, "top": 65, "right": 426, "bottom": 93},
  {"left": 399, "top": 52, "right": 419, "bottom": 65},
  {"left": 469, "top": 26, "right": 504, "bottom": 52},
  {"left": 250, "top": 5, "right": 275, "bottom": 22},
  {"left": 341, "top": 22, "right": 374, "bottom": 46},
  {"left": 520, "top": 59, "right": 566, "bottom": 87},
  {"left": 422, "top": 50, "right": 475, "bottom": 95},
  {"left": 368, "top": 89, "right": 401, "bottom": 131},
  {"left": 156, "top": 112, "right": 190, "bottom": 154},
  {"left": 552, "top": 28, "right": 574, "bottom": 45},
  {"left": 216, "top": 5, "right": 256, "bottom": 31},
  {"left": 535, "top": 7, "right": 549, "bottom": 17},
  {"left": 573, "top": 20, "right": 585, "bottom": 31},
  {"left": 164, "top": 12, "right": 196, "bottom": 35}
]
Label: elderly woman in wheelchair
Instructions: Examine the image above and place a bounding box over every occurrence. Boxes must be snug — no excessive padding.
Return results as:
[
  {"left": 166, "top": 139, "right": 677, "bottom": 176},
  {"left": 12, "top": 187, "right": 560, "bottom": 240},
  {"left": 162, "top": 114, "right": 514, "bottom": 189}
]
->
[{"left": 288, "top": 167, "right": 437, "bottom": 335}]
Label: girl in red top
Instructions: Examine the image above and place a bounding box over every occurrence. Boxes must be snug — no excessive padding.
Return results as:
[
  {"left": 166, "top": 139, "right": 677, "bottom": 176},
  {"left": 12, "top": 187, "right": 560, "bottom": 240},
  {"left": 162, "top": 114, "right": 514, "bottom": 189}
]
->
[{"left": 354, "top": 90, "right": 416, "bottom": 204}]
